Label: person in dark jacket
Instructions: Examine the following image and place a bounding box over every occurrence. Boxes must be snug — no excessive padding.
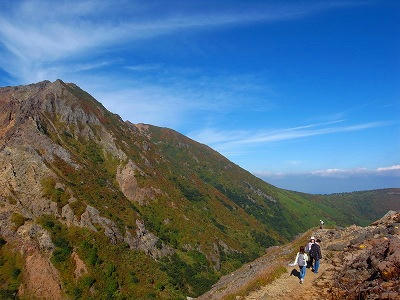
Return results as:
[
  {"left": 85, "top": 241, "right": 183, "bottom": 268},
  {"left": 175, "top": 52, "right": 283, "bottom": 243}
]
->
[{"left": 309, "top": 239, "right": 322, "bottom": 273}]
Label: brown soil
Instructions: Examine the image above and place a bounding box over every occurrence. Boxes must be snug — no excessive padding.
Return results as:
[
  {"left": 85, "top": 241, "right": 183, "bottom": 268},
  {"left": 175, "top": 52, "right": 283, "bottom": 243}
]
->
[
  {"left": 72, "top": 251, "right": 88, "bottom": 279},
  {"left": 18, "top": 245, "right": 63, "bottom": 299}
]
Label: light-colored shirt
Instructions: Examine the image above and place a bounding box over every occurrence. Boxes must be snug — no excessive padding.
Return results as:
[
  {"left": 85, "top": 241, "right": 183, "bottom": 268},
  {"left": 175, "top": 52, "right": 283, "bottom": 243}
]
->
[
  {"left": 305, "top": 242, "right": 314, "bottom": 252},
  {"left": 289, "top": 252, "right": 309, "bottom": 267}
]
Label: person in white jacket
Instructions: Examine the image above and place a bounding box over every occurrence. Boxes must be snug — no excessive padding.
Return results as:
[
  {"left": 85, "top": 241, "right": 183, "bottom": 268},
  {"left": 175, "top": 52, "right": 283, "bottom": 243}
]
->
[{"left": 289, "top": 246, "right": 309, "bottom": 284}]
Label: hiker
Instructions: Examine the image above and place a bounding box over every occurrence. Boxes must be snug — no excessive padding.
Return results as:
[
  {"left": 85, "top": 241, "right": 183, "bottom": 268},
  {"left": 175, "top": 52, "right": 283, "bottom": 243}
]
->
[
  {"left": 305, "top": 236, "right": 315, "bottom": 268},
  {"left": 320, "top": 220, "right": 324, "bottom": 229},
  {"left": 289, "top": 246, "right": 309, "bottom": 284},
  {"left": 309, "top": 238, "right": 322, "bottom": 273}
]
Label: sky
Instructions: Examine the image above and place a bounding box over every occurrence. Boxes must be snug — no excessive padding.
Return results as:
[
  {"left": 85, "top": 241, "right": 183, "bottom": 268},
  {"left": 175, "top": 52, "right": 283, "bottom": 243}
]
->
[{"left": 0, "top": 0, "right": 399, "bottom": 193}]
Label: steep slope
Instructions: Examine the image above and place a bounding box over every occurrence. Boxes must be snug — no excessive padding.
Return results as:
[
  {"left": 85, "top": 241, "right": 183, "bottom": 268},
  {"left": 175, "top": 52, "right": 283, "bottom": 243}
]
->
[{"left": 0, "top": 80, "right": 399, "bottom": 299}]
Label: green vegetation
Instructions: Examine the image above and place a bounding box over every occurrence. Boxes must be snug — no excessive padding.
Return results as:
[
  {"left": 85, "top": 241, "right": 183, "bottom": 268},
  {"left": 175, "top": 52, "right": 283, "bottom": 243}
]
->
[
  {"left": 11, "top": 213, "right": 26, "bottom": 229},
  {"left": 38, "top": 216, "right": 183, "bottom": 299},
  {"left": 161, "top": 251, "right": 218, "bottom": 297},
  {"left": 41, "top": 177, "right": 70, "bottom": 209},
  {"left": 0, "top": 239, "right": 23, "bottom": 299}
]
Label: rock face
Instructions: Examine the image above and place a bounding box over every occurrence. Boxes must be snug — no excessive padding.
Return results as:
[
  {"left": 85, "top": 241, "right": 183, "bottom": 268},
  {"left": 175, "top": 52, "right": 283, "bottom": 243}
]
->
[
  {"left": 0, "top": 208, "right": 62, "bottom": 299},
  {"left": 79, "top": 205, "right": 123, "bottom": 244},
  {"left": 124, "top": 219, "right": 174, "bottom": 259},
  {"left": 116, "top": 160, "right": 161, "bottom": 205},
  {"left": 323, "top": 212, "right": 400, "bottom": 299}
]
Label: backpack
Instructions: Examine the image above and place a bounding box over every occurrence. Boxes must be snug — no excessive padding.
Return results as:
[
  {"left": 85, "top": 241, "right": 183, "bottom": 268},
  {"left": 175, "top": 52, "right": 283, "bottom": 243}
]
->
[
  {"left": 310, "top": 243, "right": 321, "bottom": 260},
  {"left": 297, "top": 253, "right": 306, "bottom": 266}
]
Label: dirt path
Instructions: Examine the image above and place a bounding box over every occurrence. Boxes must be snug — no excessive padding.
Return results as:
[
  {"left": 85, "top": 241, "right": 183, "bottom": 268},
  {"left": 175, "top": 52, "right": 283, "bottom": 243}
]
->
[{"left": 245, "top": 261, "right": 332, "bottom": 300}]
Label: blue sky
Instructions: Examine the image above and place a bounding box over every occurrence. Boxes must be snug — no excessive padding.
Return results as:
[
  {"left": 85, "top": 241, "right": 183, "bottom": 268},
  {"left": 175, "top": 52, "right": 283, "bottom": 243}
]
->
[{"left": 0, "top": 0, "right": 399, "bottom": 193}]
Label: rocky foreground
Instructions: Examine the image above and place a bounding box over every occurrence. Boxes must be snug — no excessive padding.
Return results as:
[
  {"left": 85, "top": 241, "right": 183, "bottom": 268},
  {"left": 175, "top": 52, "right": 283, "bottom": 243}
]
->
[{"left": 200, "top": 211, "right": 400, "bottom": 299}]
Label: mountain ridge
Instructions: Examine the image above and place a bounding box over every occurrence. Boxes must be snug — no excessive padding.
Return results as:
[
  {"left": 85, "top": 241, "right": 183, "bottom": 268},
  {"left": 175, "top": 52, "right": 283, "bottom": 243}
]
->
[{"left": 0, "top": 80, "right": 399, "bottom": 299}]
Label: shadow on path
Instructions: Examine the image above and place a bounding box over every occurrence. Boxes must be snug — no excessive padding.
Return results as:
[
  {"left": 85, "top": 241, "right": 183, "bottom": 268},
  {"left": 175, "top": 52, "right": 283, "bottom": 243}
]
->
[{"left": 290, "top": 268, "right": 300, "bottom": 279}]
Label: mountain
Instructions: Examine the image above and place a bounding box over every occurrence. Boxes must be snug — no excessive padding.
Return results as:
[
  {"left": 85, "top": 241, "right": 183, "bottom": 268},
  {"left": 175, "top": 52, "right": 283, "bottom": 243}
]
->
[
  {"left": 201, "top": 211, "right": 400, "bottom": 299},
  {"left": 0, "top": 80, "right": 399, "bottom": 299}
]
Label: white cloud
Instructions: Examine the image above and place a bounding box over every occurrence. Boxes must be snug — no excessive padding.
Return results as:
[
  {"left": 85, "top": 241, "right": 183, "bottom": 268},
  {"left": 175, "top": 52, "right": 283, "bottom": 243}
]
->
[
  {"left": 377, "top": 165, "right": 400, "bottom": 172},
  {"left": 0, "top": 0, "right": 366, "bottom": 82},
  {"left": 125, "top": 64, "right": 162, "bottom": 72},
  {"left": 310, "top": 168, "right": 369, "bottom": 177},
  {"left": 255, "top": 164, "right": 400, "bottom": 179},
  {"left": 70, "top": 71, "right": 275, "bottom": 127},
  {"left": 188, "top": 120, "right": 390, "bottom": 149}
]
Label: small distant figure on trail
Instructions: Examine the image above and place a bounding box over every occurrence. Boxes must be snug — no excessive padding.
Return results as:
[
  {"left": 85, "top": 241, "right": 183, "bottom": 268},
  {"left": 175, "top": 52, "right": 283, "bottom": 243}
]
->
[
  {"left": 289, "top": 246, "right": 309, "bottom": 284},
  {"left": 319, "top": 219, "right": 324, "bottom": 229},
  {"left": 309, "top": 239, "right": 322, "bottom": 274}
]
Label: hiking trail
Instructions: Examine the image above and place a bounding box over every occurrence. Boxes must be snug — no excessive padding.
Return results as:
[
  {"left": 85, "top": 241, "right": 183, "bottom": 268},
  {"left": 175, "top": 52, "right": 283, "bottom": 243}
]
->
[
  {"left": 199, "top": 211, "right": 400, "bottom": 299},
  {"left": 245, "top": 261, "right": 332, "bottom": 300}
]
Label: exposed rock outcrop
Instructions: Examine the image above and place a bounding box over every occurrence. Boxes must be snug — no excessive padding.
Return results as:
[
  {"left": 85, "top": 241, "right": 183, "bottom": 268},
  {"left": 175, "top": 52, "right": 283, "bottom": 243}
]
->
[
  {"left": 79, "top": 205, "right": 123, "bottom": 244},
  {"left": 116, "top": 160, "right": 161, "bottom": 205},
  {"left": 124, "top": 219, "right": 174, "bottom": 259},
  {"left": 72, "top": 251, "right": 88, "bottom": 280}
]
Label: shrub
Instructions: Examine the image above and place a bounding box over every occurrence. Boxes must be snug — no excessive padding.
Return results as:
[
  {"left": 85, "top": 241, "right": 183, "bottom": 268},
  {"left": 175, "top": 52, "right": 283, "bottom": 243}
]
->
[
  {"left": 40, "top": 177, "right": 70, "bottom": 208},
  {"left": 79, "top": 275, "right": 96, "bottom": 288},
  {"left": 38, "top": 216, "right": 72, "bottom": 264},
  {"left": 251, "top": 230, "right": 276, "bottom": 248},
  {"left": 52, "top": 246, "right": 71, "bottom": 263},
  {"left": 80, "top": 241, "right": 99, "bottom": 266},
  {"left": 11, "top": 213, "right": 26, "bottom": 229},
  {"left": 104, "top": 262, "right": 116, "bottom": 278},
  {"left": 129, "top": 271, "right": 139, "bottom": 284}
]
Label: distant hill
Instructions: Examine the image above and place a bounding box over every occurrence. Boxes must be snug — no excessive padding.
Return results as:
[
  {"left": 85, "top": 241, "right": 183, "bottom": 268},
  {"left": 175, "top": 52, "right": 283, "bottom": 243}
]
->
[{"left": 0, "top": 80, "right": 399, "bottom": 299}]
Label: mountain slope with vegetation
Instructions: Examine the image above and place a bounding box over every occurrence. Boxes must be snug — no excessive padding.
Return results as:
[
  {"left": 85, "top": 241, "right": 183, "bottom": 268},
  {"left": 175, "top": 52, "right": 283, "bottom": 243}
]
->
[{"left": 0, "top": 80, "right": 399, "bottom": 299}]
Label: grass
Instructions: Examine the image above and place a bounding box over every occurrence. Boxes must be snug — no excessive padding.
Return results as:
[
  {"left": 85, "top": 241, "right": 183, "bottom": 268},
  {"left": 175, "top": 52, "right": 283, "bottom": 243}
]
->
[
  {"left": 0, "top": 240, "right": 24, "bottom": 299},
  {"left": 222, "top": 264, "right": 287, "bottom": 300}
]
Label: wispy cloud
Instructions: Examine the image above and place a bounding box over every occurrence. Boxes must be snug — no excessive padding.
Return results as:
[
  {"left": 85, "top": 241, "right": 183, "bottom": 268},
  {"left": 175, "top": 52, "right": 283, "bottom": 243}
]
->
[
  {"left": 0, "top": 0, "right": 365, "bottom": 82},
  {"left": 188, "top": 120, "right": 392, "bottom": 149},
  {"left": 125, "top": 64, "right": 162, "bottom": 72},
  {"left": 86, "top": 72, "right": 274, "bottom": 126}
]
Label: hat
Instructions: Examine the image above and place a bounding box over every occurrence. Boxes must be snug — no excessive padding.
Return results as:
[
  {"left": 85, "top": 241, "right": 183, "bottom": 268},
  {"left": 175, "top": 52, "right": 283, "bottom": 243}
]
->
[{"left": 310, "top": 236, "right": 315, "bottom": 240}]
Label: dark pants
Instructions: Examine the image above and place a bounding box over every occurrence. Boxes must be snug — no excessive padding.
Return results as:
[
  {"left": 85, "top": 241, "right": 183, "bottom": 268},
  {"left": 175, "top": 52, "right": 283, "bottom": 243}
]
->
[{"left": 308, "top": 256, "right": 314, "bottom": 268}]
